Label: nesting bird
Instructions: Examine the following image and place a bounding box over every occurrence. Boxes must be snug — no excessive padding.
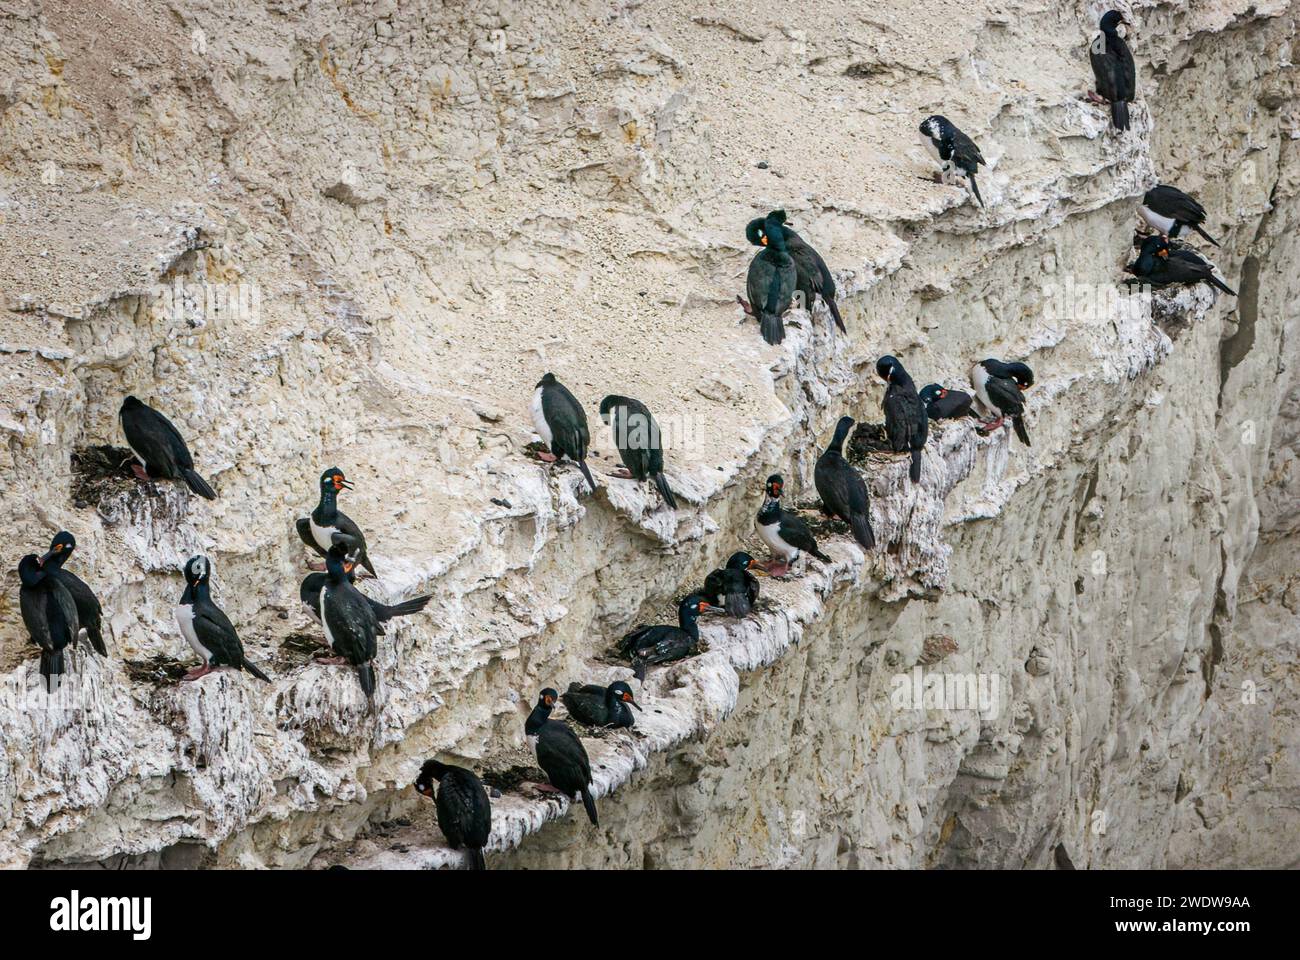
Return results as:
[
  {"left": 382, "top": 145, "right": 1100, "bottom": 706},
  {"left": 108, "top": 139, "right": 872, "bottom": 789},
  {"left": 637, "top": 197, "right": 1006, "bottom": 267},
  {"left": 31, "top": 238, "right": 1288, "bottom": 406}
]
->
[
  {"left": 620, "top": 594, "right": 710, "bottom": 681},
  {"left": 814, "top": 416, "right": 875, "bottom": 551},
  {"left": 562, "top": 680, "right": 640, "bottom": 729},
  {"left": 701, "top": 551, "right": 765, "bottom": 618},
  {"left": 119, "top": 396, "right": 217, "bottom": 499},
  {"left": 1089, "top": 10, "right": 1136, "bottom": 131},
  {"left": 756, "top": 474, "right": 831, "bottom": 577},
  {"left": 531, "top": 373, "right": 597, "bottom": 493},
  {"left": 919, "top": 384, "right": 976, "bottom": 422},
  {"left": 416, "top": 759, "right": 492, "bottom": 871},
  {"left": 599, "top": 394, "right": 676, "bottom": 509},
  {"left": 297, "top": 468, "right": 378, "bottom": 578},
  {"left": 18, "top": 553, "right": 78, "bottom": 693},
  {"left": 876, "top": 356, "right": 928, "bottom": 484},
  {"left": 525, "top": 688, "right": 598, "bottom": 825},
  {"left": 739, "top": 211, "right": 797, "bottom": 345},
  {"left": 1125, "top": 235, "right": 1236, "bottom": 296},
  {"left": 1139, "top": 185, "right": 1221, "bottom": 247},
  {"left": 970, "top": 359, "right": 1034, "bottom": 446},
  {"left": 919, "top": 115, "right": 986, "bottom": 207},
  {"left": 756, "top": 210, "right": 846, "bottom": 335},
  {"left": 37, "top": 531, "right": 107, "bottom": 657},
  {"left": 174, "top": 556, "right": 271, "bottom": 682}
]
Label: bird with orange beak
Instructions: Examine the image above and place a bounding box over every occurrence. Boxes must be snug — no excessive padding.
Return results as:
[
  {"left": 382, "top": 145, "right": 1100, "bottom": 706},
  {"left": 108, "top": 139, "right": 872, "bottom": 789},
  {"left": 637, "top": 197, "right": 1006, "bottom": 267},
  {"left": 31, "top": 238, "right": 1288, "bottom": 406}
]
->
[{"left": 296, "top": 467, "right": 378, "bottom": 578}]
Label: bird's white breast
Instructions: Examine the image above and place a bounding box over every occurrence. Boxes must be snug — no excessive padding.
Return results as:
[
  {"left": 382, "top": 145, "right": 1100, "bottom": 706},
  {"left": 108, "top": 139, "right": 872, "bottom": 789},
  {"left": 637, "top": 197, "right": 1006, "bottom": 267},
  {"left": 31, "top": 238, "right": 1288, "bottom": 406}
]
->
[
  {"left": 970, "top": 363, "right": 994, "bottom": 414},
  {"left": 174, "top": 603, "right": 210, "bottom": 661},
  {"left": 530, "top": 387, "right": 552, "bottom": 446},
  {"left": 758, "top": 518, "right": 797, "bottom": 559},
  {"left": 319, "top": 585, "right": 337, "bottom": 650},
  {"left": 1137, "top": 205, "right": 1177, "bottom": 236},
  {"left": 309, "top": 516, "right": 336, "bottom": 551}
]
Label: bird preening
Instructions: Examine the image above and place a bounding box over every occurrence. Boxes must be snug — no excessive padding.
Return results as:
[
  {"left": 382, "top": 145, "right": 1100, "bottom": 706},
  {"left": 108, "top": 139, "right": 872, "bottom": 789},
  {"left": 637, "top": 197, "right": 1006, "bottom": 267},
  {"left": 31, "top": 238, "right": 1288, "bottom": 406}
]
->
[{"left": 919, "top": 115, "right": 986, "bottom": 207}]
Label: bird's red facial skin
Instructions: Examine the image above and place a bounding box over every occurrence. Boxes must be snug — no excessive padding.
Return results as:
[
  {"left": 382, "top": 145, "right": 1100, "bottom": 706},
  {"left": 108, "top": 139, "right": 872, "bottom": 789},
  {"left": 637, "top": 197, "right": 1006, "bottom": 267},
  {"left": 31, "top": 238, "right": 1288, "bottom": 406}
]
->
[{"left": 622, "top": 692, "right": 634, "bottom": 702}]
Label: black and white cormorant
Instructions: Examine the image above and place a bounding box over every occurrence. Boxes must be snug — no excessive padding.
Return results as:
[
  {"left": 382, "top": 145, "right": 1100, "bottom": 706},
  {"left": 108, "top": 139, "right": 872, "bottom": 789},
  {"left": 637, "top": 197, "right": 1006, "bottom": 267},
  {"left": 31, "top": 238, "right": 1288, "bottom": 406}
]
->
[
  {"left": 970, "top": 359, "right": 1034, "bottom": 446},
  {"left": 919, "top": 384, "right": 976, "bottom": 422},
  {"left": 877, "top": 356, "right": 928, "bottom": 484},
  {"left": 299, "top": 571, "right": 430, "bottom": 631},
  {"left": 1139, "top": 185, "right": 1220, "bottom": 247},
  {"left": 1125, "top": 235, "right": 1236, "bottom": 296},
  {"left": 296, "top": 468, "right": 378, "bottom": 578},
  {"left": 531, "top": 373, "right": 597, "bottom": 493},
  {"left": 756, "top": 474, "right": 831, "bottom": 577},
  {"left": 701, "top": 551, "right": 765, "bottom": 618},
  {"left": 19, "top": 553, "right": 78, "bottom": 693},
  {"left": 739, "top": 212, "right": 797, "bottom": 345},
  {"left": 525, "top": 689, "right": 598, "bottom": 825},
  {"left": 620, "top": 594, "right": 710, "bottom": 681},
  {"left": 561, "top": 680, "right": 640, "bottom": 728},
  {"left": 919, "top": 115, "right": 986, "bottom": 207},
  {"left": 754, "top": 210, "right": 846, "bottom": 335},
  {"left": 1089, "top": 11, "right": 1136, "bottom": 131},
  {"left": 814, "top": 416, "right": 875, "bottom": 550},
  {"left": 316, "top": 545, "right": 380, "bottom": 702},
  {"left": 174, "top": 556, "right": 271, "bottom": 682},
  {"left": 119, "top": 396, "right": 217, "bottom": 499},
  {"left": 415, "top": 759, "right": 492, "bottom": 871},
  {"left": 38, "top": 531, "right": 107, "bottom": 656},
  {"left": 599, "top": 394, "right": 676, "bottom": 509}
]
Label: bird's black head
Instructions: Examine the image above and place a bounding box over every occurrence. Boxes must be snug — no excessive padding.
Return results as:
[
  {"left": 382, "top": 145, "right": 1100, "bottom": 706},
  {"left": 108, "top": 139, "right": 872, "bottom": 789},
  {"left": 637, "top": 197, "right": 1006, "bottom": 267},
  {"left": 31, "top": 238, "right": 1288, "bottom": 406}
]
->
[
  {"left": 1100, "top": 10, "right": 1127, "bottom": 32},
  {"left": 183, "top": 555, "right": 211, "bottom": 586},
  {"left": 876, "top": 355, "right": 902, "bottom": 382},
  {"left": 41, "top": 530, "right": 76, "bottom": 567},
  {"left": 538, "top": 687, "right": 558, "bottom": 709},
  {"left": 536, "top": 372, "right": 558, "bottom": 389},
  {"left": 745, "top": 216, "right": 767, "bottom": 247},
  {"left": 764, "top": 474, "right": 784, "bottom": 499},
  {"left": 319, "top": 468, "right": 353, "bottom": 494},
  {"left": 919, "top": 115, "right": 948, "bottom": 140},
  {"left": 324, "top": 544, "right": 355, "bottom": 580},
  {"left": 1006, "top": 363, "right": 1035, "bottom": 390},
  {"left": 18, "top": 554, "right": 45, "bottom": 586},
  {"left": 120, "top": 395, "right": 144, "bottom": 412},
  {"left": 725, "top": 550, "right": 755, "bottom": 571},
  {"left": 607, "top": 680, "right": 640, "bottom": 710},
  {"left": 416, "top": 758, "right": 449, "bottom": 797},
  {"left": 680, "top": 593, "right": 710, "bottom": 618},
  {"left": 919, "top": 384, "right": 946, "bottom": 406},
  {"left": 598, "top": 395, "right": 624, "bottom": 422}
]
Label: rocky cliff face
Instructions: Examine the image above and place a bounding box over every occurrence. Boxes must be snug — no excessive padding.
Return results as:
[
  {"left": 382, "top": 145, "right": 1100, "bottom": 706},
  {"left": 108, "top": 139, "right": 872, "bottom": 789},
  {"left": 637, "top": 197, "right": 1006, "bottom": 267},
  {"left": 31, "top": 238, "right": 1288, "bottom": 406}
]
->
[{"left": 0, "top": 0, "right": 1295, "bottom": 869}]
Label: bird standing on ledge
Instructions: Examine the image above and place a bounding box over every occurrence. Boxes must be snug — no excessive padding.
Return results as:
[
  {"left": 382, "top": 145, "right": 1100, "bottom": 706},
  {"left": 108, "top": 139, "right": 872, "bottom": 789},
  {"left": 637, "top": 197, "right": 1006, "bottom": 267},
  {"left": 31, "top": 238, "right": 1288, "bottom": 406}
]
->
[
  {"left": 971, "top": 359, "right": 1034, "bottom": 446},
  {"left": 1088, "top": 10, "right": 1136, "bottom": 132},
  {"left": 119, "top": 396, "right": 217, "bottom": 499},
  {"left": 416, "top": 759, "right": 492, "bottom": 871},
  {"left": 531, "top": 373, "right": 597, "bottom": 493},
  {"left": 739, "top": 211, "right": 797, "bottom": 345},
  {"left": 19, "top": 553, "right": 78, "bottom": 693},
  {"left": 525, "top": 689, "right": 599, "bottom": 825},
  {"left": 918, "top": 115, "right": 986, "bottom": 207},
  {"left": 701, "top": 551, "right": 766, "bottom": 618},
  {"left": 814, "top": 416, "right": 875, "bottom": 550},
  {"left": 296, "top": 468, "right": 378, "bottom": 578},
  {"left": 877, "top": 356, "right": 928, "bottom": 484},
  {"left": 37, "top": 531, "right": 107, "bottom": 657},
  {"left": 756, "top": 474, "right": 832, "bottom": 576},
  {"left": 174, "top": 556, "right": 271, "bottom": 682}
]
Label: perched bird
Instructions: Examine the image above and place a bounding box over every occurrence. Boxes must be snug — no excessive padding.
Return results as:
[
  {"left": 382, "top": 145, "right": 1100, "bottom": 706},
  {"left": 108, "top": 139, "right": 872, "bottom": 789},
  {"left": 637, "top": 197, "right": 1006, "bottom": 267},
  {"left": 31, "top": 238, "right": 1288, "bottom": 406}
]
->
[
  {"left": 296, "top": 468, "right": 377, "bottom": 578},
  {"left": 525, "top": 689, "right": 598, "bottom": 826},
  {"left": 1089, "top": 10, "right": 1136, "bottom": 131},
  {"left": 759, "top": 210, "right": 846, "bottom": 334},
  {"left": 739, "top": 212, "right": 797, "bottom": 345},
  {"left": 415, "top": 759, "right": 492, "bottom": 871},
  {"left": 919, "top": 384, "right": 976, "bottom": 422},
  {"left": 620, "top": 594, "right": 711, "bottom": 681},
  {"left": 1125, "top": 235, "right": 1236, "bottom": 296},
  {"left": 174, "top": 556, "right": 271, "bottom": 682},
  {"left": 317, "top": 545, "right": 380, "bottom": 702},
  {"left": 918, "top": 115, "right": 986, "bottom": 207},
  {"left": 37, "top": 531, "right": 107, "bottom": 656},
  {"left": 1139, "top": 185, "right": 1220, "bottom": 247},
  {"left": 970, "top": 359, "right": 1034, "bottom": 446},
  {"left": 814, "top": 416, "right": 875, "bottom": 551},
  {"left": 701, "top": 551, "right": 765, "bottom": 618},
  {"left": 18, "top": 553, "right": 78, "bottom": 693},
  {"left": 119, "top": 396, "right": 217, "bottom": 499},
  {"left": 877, "top": 356, "right": 928, "bottom": 484},
  {"left": 531, "top": 373, "right": 597, "bottom": 493},
  {"left": 561, "top": 680, "right": 640, "bottom": 729},
  {"left": 756, "top": 474, "right": 832, "bottom": 577},
  {"left": 599, "top": 394, "right": 676, "bottom": 509},
  {"left": 299, "top": 571, "right": 430, "bottom": 632}
]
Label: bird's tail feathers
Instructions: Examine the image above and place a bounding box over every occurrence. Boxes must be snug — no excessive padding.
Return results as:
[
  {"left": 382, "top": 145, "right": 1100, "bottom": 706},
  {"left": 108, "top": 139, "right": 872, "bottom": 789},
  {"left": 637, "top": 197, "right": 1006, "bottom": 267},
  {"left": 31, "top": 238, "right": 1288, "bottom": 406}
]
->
[
  {"left": 1112, "top": 100, "right": 1130, "bottom": 131},
  {"left": 1193, "top": 224, "right": 1221, "bottom": 248},
  {"left": 577, "top": 459, "right": 598, "bottom": 493},
  {"left": 183, "top": 469, "right": 218, "bottom": 500},
  {"left": 653, "top": 472, "right": 677, "bottom": 510},
  {"left": 826, "top": 296, "right": 847, "bottom": 334},
  {"left": 580, "top": 786, "right": 599, "bottom": 826},
  {"left": 1209, "top": 275, "right": 1237, "bottom": 297},
  {"left": 760, "top": 311, "right": 785, "bottom": 345},
  {"left": 381, "top": 594, "right": 432, "bottom": 619},
  {"left": 243, "top": 657, "right": 272, "bottom": 683},
  {"left": 910, "top": 449, "right": 923, "bottom": 484},
  {"left": 968, "top": 173, "right": 984, "bottom": 208},
  {"left": 1013, "top": 415, "right": 1032, "bottom": 447},
  {"left": 468, "top": 847, "right": 487, "bottom": 871},
  {"left": 40, "top": 649, "right": 65, "bottom": 694},
  {"left": 850, "top": 512, "right": 876, "bottom": 551},
  {"left": 356, "top": 662, "right": 376, "bottom": 701}
]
